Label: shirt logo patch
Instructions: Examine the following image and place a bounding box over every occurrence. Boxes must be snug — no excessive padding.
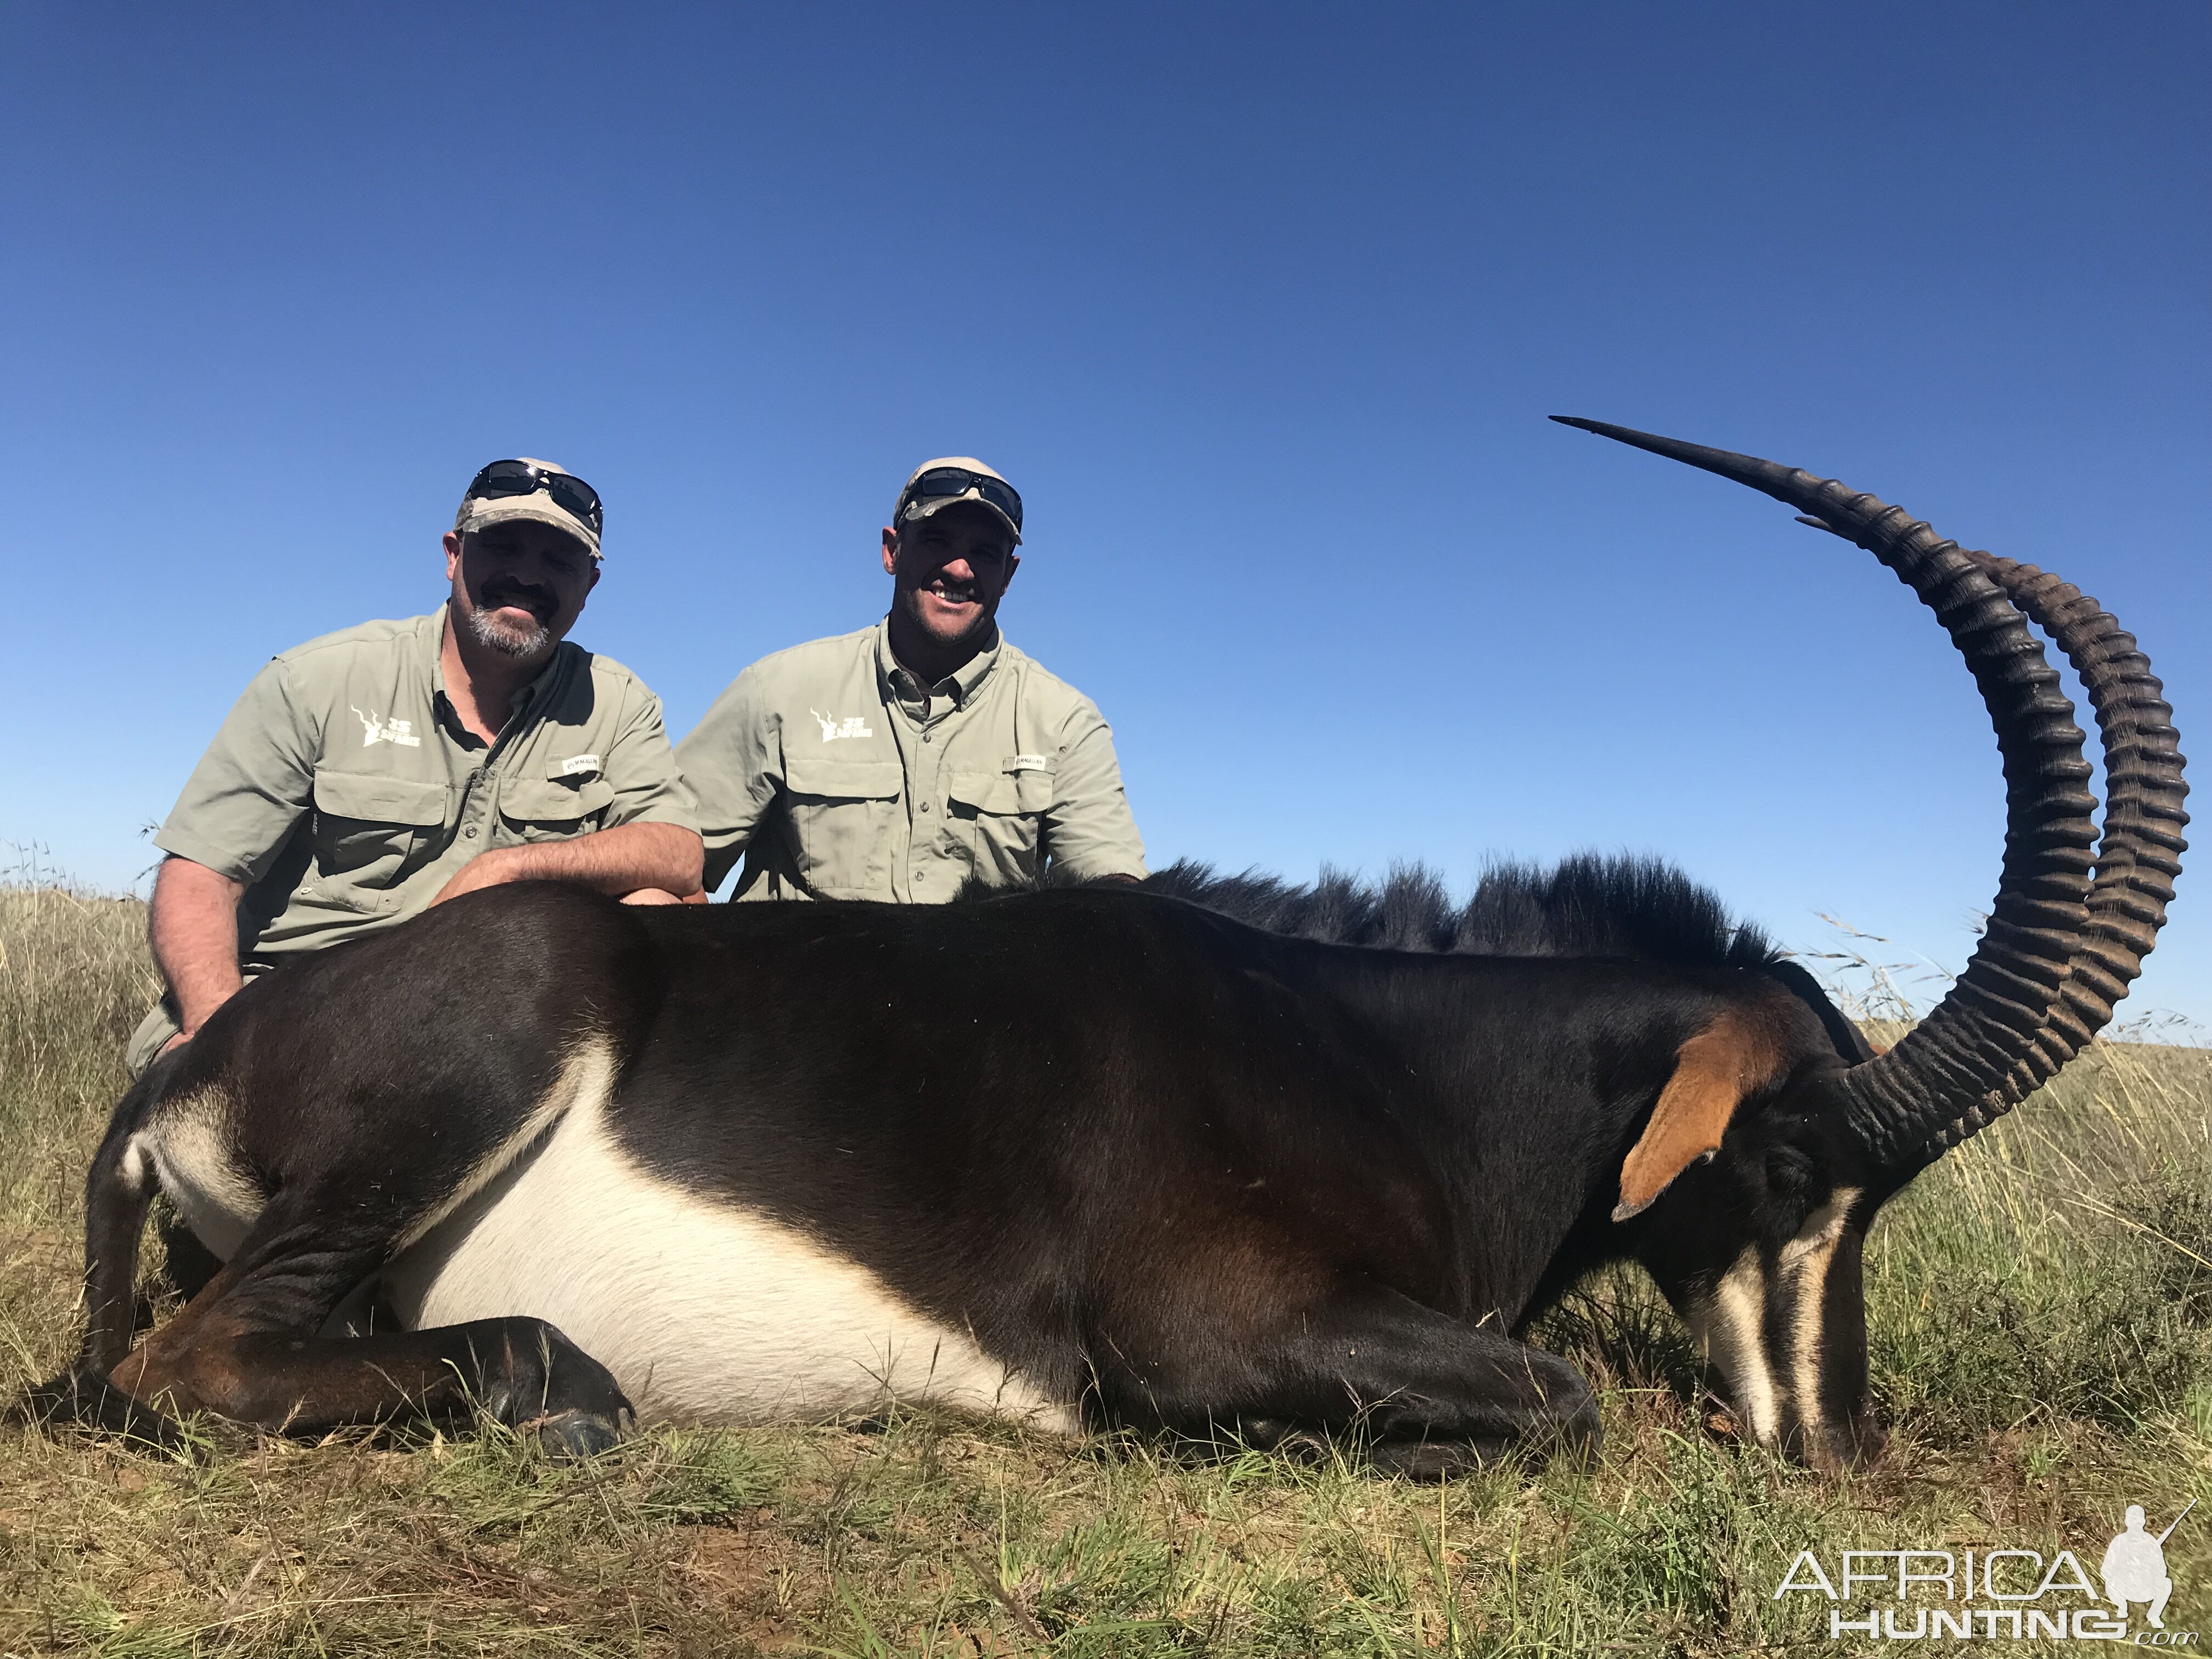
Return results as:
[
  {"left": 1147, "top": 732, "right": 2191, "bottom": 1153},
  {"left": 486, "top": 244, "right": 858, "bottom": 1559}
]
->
[
  {"left": 1006, "top": 754, "right": 1052, "bottom": 772},
  {"left": 810, "top": 709, "right": 876, "bottom": 742},
  {"left": 560, "top": 754, "right": 601, "bottom": 777},
  {"left": 352, "top": 707, "right": 422, "bottom": 749}
]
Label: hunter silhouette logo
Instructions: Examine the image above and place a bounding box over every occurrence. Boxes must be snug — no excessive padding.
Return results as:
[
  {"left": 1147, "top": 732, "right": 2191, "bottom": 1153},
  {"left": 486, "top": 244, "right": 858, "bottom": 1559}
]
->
[
  {"left": 352, "top": 707, "right": 421, "bottom": 749},
  {"left": 2104, "top": 1500, "right": 2193, "bottom": 1630},
  {"left": 809, "top": 709, "right": 873, "bottom": 742}
]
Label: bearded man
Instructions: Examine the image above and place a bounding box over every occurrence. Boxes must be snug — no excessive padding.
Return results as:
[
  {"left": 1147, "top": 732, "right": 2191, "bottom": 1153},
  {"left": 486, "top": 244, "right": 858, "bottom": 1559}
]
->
[{"left": 128, "top": 458, "right": 702, "bottom": 1073}]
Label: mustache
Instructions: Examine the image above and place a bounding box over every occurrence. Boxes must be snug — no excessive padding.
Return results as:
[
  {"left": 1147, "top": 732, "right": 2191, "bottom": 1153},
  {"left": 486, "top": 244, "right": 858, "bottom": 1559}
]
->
[{"left": 478, "top": 580, "right": 555, "bottom": 616}]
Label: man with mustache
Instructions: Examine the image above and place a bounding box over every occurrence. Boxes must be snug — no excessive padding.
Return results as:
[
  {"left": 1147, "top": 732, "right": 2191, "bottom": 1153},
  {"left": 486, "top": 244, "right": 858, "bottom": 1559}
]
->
[
  {"left": 127, "top": 458, "right": 703, "bottom": 1074},
  {"left": 678, "top": 457, "right": 1146, "bottom": 901}
]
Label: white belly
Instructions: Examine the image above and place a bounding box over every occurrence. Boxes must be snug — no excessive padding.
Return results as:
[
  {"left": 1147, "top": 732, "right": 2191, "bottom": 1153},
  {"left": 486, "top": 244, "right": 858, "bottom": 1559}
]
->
[{"left": 379, "top": 1093, "right": 1074, "bottom": 1431}]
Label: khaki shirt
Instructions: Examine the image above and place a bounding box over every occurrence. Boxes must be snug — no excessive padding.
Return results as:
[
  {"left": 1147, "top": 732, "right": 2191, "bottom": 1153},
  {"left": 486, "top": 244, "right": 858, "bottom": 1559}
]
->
[
  {"left": 678, "top": 620, "right": 1146, "bottom": 901},
  {"left": 154, "top": 610, "right": 697, "bottom": 974}
]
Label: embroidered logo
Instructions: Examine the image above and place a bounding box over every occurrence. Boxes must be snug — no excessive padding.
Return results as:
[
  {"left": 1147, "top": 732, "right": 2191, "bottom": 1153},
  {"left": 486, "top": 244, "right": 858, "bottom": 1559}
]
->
[
  {"left": 352, "top": 707, "right": 422, "bottom": 749},
  {"left": 810, "top": 709, "right": 875, "bottom": 742},
  {"left": 560, "top": 754, "right": 601, "bottom": 777},
  {"left": 1006, "top": 754, "right": 1052, "bottom": 772}
]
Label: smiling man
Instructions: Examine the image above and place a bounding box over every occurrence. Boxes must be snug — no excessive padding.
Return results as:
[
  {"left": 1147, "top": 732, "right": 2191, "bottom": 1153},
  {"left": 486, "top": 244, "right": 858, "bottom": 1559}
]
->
[
  {"left": 678, "top": 456, "right": 1146, "bottom": 901},
  {"left": 127, "top": 458, "right": 703, "bottom": 1074}
]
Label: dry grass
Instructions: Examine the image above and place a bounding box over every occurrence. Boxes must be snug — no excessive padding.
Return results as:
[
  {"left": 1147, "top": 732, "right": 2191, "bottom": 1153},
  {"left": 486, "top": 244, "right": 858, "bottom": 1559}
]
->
[{"left": 1, "top": 884, "right": 2208, "bottom": 1656}]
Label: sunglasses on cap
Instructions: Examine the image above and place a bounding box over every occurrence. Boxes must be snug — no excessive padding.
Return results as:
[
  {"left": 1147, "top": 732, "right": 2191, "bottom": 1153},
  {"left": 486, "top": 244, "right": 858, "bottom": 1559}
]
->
[
  {"left": 465, "top": 460, "right": 604, "bottom": 535},
  {"left": 899, "top": 467, "right": 1023, "bottom": 534}
]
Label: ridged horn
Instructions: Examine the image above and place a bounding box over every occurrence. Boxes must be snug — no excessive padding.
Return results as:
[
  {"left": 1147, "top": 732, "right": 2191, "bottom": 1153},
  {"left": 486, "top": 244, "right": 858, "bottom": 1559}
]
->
[
  {"left": 1796, "top": 521, "right": 2192, "bottom": 1134},
  {"left": 1907, "top": 549, "right": 2184, "bottom": 1148},
  {"left": 1551, "top": 416, "right": 2105, "bottom": 1169}
]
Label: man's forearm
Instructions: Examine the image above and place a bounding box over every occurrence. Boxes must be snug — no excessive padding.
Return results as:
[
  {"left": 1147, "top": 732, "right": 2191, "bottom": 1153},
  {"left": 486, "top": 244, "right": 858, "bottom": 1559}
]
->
[
  {"left": 492, "top": 821, "right": 706, "bottom": 896},
  {"left": 149, "top": 856, "right": 247, "bottom": 1036}
]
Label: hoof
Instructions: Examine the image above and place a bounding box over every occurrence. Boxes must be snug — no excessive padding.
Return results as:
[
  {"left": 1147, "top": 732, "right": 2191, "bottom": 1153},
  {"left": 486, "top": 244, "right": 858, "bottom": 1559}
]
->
[
  {"left": 532, "top": 1408, "right": 625, "bottom": 1460},
  {"left": 13, "top": 1373, "right": 189, "bottom": 1453}
]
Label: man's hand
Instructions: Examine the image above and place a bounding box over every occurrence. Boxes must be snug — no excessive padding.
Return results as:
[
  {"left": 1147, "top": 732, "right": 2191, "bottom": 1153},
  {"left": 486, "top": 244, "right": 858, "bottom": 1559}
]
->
[{"left": 150, "top": 856, "right": 247, "bottom": 1053}]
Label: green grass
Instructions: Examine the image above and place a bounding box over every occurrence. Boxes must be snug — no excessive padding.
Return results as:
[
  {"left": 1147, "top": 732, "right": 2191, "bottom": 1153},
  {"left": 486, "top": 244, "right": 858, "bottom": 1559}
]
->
[{"left": 2, "top": 884, "right": 2208, "bottom": 1656}]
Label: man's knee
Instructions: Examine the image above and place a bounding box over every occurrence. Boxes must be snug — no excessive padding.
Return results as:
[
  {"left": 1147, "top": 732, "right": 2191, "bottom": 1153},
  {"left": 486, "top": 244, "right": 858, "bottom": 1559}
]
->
[{"left": 125, "top": 998, "right": 183, "bottom": 1079}]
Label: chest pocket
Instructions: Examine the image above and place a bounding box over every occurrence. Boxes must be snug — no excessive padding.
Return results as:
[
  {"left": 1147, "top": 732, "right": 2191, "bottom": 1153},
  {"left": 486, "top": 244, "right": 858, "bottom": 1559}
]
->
[
  {"left": 496, "top": 770, "right": 619, "bottom": 845},
  {"left": 782, "top": 752, "right": 903, "bottom": 897},
  {"left": 946, "top": 765, "right": 1053, "bottom": 886},
  {"left": 309, "top": 770, "right": 450, "bottom": 903}
]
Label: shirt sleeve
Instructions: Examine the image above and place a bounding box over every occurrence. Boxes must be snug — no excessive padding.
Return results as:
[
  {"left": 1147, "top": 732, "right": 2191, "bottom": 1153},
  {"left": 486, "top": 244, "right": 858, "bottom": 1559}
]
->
[
  {"left": 598, "top": 679, "right": 701, "bottom": 833},
  {"left": 151, "top": 657, "right": 322, "bottom": 885},
  {"left": 675, "top": 667, "right": 786, "bottom": 893},
  {"left": 1041, "top": 699, "right": 1148, "bottom": 881}
]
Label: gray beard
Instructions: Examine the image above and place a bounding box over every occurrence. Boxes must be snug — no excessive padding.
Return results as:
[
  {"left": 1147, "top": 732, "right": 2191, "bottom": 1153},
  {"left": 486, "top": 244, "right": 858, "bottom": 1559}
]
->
[{"left": 465, "top": 604, "right": 553, "bottom": 663}]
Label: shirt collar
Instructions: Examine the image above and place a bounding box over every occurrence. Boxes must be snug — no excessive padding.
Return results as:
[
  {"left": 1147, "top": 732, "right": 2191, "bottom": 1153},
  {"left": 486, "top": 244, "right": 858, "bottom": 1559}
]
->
[
  {"left": 429, "top": 605, "right": 568, "bottom": 733},
  {"left": 874, "top": 616, "right": 1002, "bottom": 714}
]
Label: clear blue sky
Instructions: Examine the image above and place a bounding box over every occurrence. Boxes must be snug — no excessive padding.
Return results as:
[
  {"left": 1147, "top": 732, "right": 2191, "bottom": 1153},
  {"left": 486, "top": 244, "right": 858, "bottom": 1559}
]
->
[{"left": 5, "top": 4, "right": 2207, "bottom": 1025}]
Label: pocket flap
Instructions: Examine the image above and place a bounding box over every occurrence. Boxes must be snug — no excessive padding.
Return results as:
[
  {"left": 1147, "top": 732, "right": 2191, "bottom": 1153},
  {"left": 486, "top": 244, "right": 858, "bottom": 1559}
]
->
[
  {"left": 312, "top": 770, "right": 449, "bottom": 826},
  {"left": 784, "top": 753, "right": 904, "bottom": 800},
  {"left": 501, "top": 776, "right": 617, "bottom": 823},
  {"left": 947, "top": 770, "right": 1023, "bottom": 814}
]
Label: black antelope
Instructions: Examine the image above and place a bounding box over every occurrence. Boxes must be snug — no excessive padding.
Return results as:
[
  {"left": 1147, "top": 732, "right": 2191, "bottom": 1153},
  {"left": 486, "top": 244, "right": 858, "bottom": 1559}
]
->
[{"left": 41, "top": 421, "right": 2185, "bottom": 1474}]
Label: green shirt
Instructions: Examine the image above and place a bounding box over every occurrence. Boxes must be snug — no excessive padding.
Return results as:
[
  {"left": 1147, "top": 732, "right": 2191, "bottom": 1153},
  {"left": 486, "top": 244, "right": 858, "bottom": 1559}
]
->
[
  {"left": 678, "top": 620, "right": 1146, "bottom": 901},
  {"left": 154, "top": 610, "right": 697, "bottom": 973}
]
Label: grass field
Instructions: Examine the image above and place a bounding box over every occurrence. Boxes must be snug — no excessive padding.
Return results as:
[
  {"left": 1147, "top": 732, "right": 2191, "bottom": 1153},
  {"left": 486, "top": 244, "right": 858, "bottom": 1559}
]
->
[{"left": 2, "top": 882, "right": 2207, "bottom": 1656}]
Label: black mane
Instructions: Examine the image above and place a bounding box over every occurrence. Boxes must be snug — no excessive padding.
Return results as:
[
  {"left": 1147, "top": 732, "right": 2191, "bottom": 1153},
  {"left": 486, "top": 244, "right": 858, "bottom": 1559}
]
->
[{"left": 1128, "top": 854, "right": 1778, "bottom": 970}]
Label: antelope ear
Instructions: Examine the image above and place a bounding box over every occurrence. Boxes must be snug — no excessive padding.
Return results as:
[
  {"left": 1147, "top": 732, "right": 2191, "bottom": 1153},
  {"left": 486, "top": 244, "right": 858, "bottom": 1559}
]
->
[{"left": 1614, "top": 1005, "right": 1791, "bottom": 1222}]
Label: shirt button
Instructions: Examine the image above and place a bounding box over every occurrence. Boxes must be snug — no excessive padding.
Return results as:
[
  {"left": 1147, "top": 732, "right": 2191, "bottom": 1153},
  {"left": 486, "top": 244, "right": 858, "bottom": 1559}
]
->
[
  {"left": 920, "top": 800, "right": 932, "bottom": 813},
  {"left": 464, "top": 827, "right": 477, "bottom": 838},
  {"left": 923, "top": 733, "right": 933, "bottom": 744}
]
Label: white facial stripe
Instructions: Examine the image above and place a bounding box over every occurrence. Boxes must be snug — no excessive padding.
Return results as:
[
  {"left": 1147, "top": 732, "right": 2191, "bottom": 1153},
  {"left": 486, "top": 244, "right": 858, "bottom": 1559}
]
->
[
  {"left": 1689, "top": 1245, "right": 1780, "bottom": 1445},
  {"left": 383, "top": 1080, "right": 1075, "bottom": 1432},
  {"left": 1779, "top": 1189, "right": 1856, "bottom": 1272},
  {"left": 1779, "top": 1188, "right": 1860, "bottom": 1440},
  {"left": 1688, "top": 1189, "right": 1864, "bottom": 1451}
]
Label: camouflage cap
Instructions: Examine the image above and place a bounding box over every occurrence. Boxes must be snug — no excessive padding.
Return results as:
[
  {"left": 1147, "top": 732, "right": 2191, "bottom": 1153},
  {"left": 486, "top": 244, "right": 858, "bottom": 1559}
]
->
[
  {"left": 455, "top": 458, "right": 602, "bottom": 560},
  {"left": 894, "top": 456, "right": 1022, "bottom": 546}
]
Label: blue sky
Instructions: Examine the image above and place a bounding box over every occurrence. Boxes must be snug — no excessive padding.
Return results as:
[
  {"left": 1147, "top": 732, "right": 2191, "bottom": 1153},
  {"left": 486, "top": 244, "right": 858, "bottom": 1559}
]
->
[{"left": 5, "top": 4, "right": 2207, "bottom": 1024}]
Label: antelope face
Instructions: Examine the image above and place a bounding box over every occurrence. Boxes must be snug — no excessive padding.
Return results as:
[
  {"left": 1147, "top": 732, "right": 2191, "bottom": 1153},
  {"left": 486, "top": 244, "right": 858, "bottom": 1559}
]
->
[{"left": 1639, "top": 1106, "right": 1888, "bottom": 1470}]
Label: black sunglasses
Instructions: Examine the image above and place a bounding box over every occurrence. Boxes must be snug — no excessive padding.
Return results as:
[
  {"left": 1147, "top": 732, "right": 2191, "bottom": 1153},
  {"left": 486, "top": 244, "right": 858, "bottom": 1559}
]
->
[
  {"left": 465, "top": 460, "right": 604, "bottom": 535},
  {"left": 899, "top": 466, "right": 1023, "bottom": 533}
]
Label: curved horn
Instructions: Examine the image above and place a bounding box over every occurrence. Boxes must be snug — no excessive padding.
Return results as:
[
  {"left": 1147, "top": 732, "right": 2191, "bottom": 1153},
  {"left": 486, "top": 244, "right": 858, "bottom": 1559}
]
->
[
  {"left": 1551, "top": 416, "right": 2104, "bottom": 1170},
  {"left": 1918, "top": 551, "right": 2186, "bottom": 1141},
  {"left": 1791, "top": 529, "right": 2191, "bottom": 1134}
]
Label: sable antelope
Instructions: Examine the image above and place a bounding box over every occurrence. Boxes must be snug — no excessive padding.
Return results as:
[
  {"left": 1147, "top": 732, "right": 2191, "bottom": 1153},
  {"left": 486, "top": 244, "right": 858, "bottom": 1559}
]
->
[{"left": 40, "top": 421, "right": 2185, "bottom": 1475}]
